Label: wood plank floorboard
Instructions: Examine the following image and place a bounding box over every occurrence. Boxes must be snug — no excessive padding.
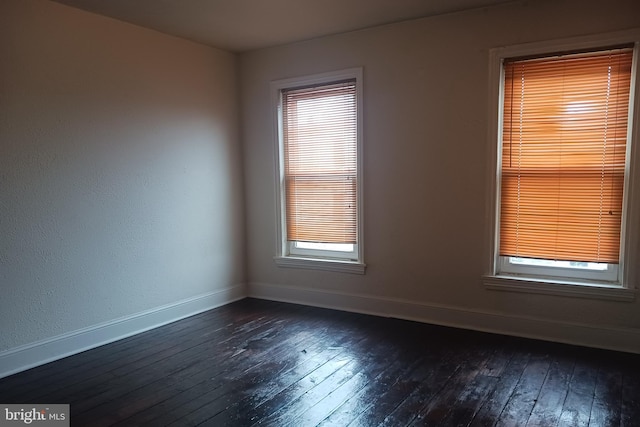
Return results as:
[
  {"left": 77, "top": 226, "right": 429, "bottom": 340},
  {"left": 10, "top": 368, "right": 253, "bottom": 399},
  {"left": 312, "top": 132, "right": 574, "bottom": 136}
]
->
[
  {"left": 470, "top": 350, "right": 531, "bottom": 427},
  {"left": 119, "top": 308, "right": 362, "bottom": 426},
  {"left": 1, "top": 298, "right": 638, "bottom": 426},
  {"left": 525, "top": 352, "right": 575, "bottom": 426},
  {"left": 621, "top": 360, "right": 640, "bottom": 427},
  {"left": 557, "top": 358, "right": 599, "bottom": 427},
  {"left": 590, "top": 366, "right": 623, "bottom": 426},
  {"left": 378, "top": 336, "right": 490, "bottom": 426}
]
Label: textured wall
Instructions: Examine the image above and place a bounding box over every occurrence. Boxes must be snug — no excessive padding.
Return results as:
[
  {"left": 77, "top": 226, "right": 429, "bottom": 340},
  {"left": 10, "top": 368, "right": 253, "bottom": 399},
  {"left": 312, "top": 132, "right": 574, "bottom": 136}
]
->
[
  {"left": 241, "top": 0, "right": 640, "bottom": 336},
  {"left": 0, "top": 0, "right": 244, "bottom": 351}
]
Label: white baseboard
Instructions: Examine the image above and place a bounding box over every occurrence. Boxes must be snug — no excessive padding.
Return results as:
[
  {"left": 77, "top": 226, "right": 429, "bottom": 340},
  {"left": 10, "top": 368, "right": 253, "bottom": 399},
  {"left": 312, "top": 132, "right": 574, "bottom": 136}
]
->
[
  {"left": 0, "top": 284, "right": 246, "bottom": 379},
  {"left": 248, "top": 282, "right": 640, "bottom": 354}
]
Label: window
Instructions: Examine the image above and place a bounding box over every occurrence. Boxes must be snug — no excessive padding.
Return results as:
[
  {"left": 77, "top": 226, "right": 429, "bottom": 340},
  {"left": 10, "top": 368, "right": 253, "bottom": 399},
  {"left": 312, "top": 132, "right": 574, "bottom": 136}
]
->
[
  {"left": 485, "top": 33, "right": 639, "bottom": 299},
  {"left": 272, "top": 69, "right": 364, "bottom": 274}
]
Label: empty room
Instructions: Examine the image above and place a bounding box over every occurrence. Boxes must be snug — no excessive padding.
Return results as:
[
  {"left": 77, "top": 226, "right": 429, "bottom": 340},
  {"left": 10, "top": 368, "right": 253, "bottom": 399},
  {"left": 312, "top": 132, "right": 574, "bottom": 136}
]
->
[{"left": 1, "top": 0, "right": 640, "bottom": 425}]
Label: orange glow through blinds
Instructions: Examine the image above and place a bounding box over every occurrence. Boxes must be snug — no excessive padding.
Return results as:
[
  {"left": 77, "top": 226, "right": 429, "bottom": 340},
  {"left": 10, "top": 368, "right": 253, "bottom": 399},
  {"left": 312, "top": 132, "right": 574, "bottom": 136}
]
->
[
  {"left": 499, "top": 47, "right": 633, "bottom": 263},
  {"left": 282, "top": 80, "right": 357, "bottom": 244}
]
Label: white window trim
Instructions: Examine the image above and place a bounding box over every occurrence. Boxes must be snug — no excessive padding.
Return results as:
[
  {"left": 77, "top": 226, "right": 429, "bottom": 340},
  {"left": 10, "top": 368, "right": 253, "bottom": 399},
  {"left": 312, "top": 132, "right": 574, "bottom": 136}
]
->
[
  {"left": 287, "top": 242, "right": 359, "bottom": 260},
  {"left": 497, "top": 257, "right": 619, "bottom": 283},
  {"left": 483, "top": 29, "right": 640, "bottom": 300},
  {"left": 271, "top": 68, "right": 366, "bottom": 274}
]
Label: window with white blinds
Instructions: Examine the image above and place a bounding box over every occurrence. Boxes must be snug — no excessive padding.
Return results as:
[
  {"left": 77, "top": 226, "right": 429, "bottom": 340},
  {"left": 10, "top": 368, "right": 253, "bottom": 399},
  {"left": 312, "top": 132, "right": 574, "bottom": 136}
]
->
[{"left": 273, "top": 69, "right": 363, "bottom": 270}]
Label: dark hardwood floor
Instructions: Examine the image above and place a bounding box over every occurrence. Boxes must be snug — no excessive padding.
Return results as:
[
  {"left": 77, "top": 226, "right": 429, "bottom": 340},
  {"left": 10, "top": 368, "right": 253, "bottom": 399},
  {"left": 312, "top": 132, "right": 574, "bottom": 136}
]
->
[{"left": 1, "top": 298, "right": 639, "bottom": 426}]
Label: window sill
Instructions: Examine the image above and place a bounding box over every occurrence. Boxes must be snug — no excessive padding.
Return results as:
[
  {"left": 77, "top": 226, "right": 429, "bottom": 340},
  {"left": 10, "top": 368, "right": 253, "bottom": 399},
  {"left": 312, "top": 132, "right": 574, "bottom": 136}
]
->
[
  {"left": 274, "top": 256, "right": 366, "bottom": 274},
  {"left": 482, "top": 275, "right": 636, "bottom": 302}
]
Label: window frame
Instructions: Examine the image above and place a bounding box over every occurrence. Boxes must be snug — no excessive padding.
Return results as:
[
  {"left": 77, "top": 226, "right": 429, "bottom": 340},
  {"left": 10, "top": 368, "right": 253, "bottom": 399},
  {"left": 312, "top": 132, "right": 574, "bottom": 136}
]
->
[
  {"left": 271, "top": 68, "right": 365, "bottom": 274},
  {"left": 483, "top": 30, "right": 640, "bottom": 300}
]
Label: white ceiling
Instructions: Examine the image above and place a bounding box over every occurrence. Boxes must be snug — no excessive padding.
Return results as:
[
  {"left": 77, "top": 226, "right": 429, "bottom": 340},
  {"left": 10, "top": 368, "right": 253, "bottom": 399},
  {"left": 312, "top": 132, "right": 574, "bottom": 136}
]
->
[{"left": 51, "top": 0, "right": 515, "bottom": 52}]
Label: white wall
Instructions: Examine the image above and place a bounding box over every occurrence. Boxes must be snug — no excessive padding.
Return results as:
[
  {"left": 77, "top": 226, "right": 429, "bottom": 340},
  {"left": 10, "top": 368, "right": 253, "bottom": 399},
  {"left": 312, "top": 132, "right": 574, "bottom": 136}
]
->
[
  {"left": 0, "top": 0, "right": 245, "bottom": 363},
  {"left": 241, "top": 0, "right": 640, "bottom": 351}
]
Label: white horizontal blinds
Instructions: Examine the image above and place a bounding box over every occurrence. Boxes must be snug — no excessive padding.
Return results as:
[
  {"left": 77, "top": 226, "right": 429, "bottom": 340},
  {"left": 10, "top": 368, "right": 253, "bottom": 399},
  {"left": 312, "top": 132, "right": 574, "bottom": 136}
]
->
[
  {"left": 500, "top": 47, "right": 633, "bottom": 263},
  {"left": 282, "top": 79, "right": 357, "bottom": 244}
]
